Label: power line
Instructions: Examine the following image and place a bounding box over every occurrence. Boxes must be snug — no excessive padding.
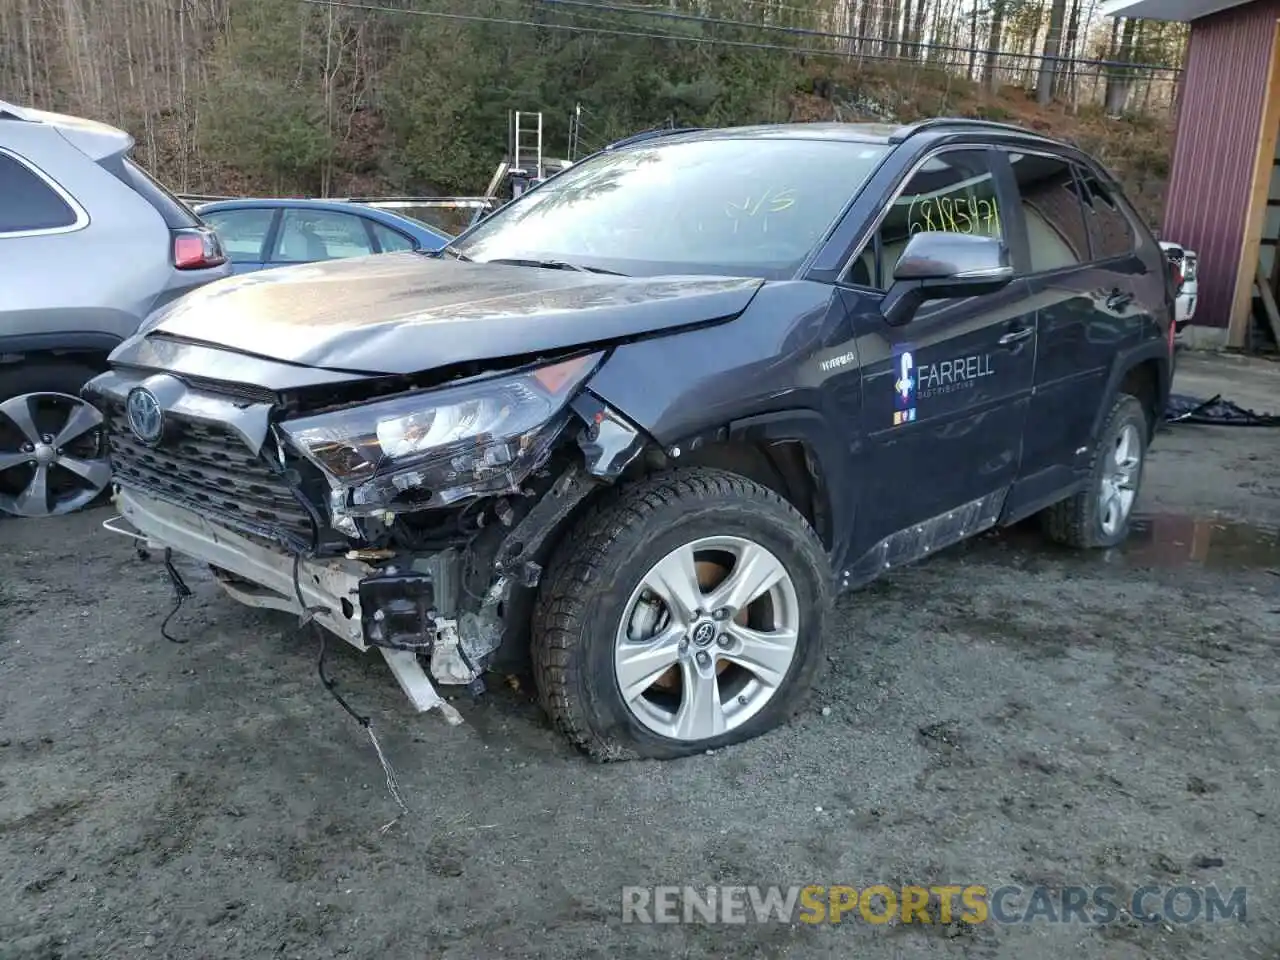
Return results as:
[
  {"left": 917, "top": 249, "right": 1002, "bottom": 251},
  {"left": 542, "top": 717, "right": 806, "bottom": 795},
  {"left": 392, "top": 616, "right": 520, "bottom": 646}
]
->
[
  {"left": 537, "top": 0, "right": 1148, "bottom": 79},
  {"left": 294, "top": 0, "right": 944, "bottom": 64},
  {"left": 298, "top": 0, "right": 1180, "bottom": 76},
  {"left": 683, "top": 0, "right": 855, "bottom": 22},
  {"left": 534, "top": 0, "right": 1183, "bottom": 73}
]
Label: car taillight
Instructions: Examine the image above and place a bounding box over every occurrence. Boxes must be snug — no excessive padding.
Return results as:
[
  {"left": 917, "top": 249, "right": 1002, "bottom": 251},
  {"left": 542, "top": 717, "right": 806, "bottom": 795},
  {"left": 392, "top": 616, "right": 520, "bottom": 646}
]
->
[{"left": 172, "top": 227, "right": 227, "bottom": 270}]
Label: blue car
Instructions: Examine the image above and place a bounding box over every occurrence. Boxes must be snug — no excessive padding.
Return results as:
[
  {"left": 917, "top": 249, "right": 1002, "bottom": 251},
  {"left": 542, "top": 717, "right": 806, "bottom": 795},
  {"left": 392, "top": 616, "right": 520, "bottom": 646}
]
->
[{"left": 193, "top": 198, "right": 451, "bottom": 274}]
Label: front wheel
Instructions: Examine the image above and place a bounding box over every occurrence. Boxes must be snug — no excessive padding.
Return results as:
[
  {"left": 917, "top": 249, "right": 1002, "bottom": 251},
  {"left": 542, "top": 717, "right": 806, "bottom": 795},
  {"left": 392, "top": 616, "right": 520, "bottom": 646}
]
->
[{"left": 531, "top": 468, "right": 832, "bottom": 760}]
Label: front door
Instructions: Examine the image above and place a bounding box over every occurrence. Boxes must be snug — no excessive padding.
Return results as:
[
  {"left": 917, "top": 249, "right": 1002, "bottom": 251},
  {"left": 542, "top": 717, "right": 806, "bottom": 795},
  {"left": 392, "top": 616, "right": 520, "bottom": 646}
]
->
[{"left": 847, "top": 148, "right": 1037, "bottom": 560}]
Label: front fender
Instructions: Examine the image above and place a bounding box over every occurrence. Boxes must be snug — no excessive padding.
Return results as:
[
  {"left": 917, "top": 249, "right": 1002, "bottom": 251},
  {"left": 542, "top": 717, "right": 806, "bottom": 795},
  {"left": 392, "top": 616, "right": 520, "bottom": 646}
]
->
[{"left": 583, "top": 281, "right": 855, "bottom": 569}]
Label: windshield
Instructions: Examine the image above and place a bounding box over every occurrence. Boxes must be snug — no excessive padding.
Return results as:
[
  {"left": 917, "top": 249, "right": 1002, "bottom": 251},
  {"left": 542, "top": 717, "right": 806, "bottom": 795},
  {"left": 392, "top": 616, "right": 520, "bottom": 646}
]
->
[{"left": 454, "top": 137, "right": 891, "bottom": 279}]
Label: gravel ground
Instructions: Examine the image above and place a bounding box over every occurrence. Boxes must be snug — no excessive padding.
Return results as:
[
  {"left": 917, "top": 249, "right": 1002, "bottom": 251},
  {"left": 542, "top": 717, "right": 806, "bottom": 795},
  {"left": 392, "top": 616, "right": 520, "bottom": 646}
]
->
[{"left": 2, "top": 354, "right": 1278, "bottom": 960}]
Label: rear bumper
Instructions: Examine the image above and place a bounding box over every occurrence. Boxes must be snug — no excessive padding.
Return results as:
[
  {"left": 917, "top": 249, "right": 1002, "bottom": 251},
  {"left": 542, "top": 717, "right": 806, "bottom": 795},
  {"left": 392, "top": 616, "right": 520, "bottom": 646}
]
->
[{"left": 1174, "top": 287, "right": 1197, "bottom": 332}]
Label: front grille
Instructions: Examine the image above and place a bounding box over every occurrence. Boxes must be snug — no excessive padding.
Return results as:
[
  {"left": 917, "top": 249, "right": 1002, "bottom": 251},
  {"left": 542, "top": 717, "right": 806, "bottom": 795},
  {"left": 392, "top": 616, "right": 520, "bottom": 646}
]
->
[{"left": 100, "top": 397, "right": 318, "bottom": 550}]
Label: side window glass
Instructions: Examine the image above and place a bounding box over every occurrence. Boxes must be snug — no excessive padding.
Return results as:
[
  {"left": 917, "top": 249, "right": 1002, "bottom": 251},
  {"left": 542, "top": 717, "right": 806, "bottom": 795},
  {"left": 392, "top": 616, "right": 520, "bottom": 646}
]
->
[
  {"left": 1008, "top": 153, "right": 1089, "bottom": 272},
  {"left": 0, "top": 152, "right": 79, "bottom": 234},
  {"left": 1077, "top": 171, "right": 1136, "bottom": 260},
  {"left": 202, "top": 209, "right": 274, "bottom": 263},
  {"left": 370, "top": 222, "right": 416, "bottom": 253},
  {"left": 271, "top": 209, "right": 376, "bottom": 262},
  {"left": 854, "top": 151, "right": 1003, "bottom": 291}
]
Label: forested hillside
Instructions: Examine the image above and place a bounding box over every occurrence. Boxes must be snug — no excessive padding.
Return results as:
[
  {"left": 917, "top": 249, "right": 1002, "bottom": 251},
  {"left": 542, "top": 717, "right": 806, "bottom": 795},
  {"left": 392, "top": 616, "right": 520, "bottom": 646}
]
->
[{"left": 0, "top": 0, "right": 1186, "bottom": 223}]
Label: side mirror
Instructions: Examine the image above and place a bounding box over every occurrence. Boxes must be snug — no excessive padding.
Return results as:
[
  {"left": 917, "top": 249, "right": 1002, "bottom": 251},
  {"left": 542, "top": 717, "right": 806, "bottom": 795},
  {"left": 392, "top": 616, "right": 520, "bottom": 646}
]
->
[{"left": 881, "top": 232, "right": 1014, "bottom": 327}]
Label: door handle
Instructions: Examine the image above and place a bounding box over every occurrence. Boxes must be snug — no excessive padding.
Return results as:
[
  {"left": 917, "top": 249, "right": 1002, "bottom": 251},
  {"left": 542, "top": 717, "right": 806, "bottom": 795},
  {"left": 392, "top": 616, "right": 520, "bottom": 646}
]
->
[
  {"left": 998, "top": 326, "right": 1034, "bottom": 346},
  {"left": 1106, "top": 289, "right": 1134, "bottom": 311}
]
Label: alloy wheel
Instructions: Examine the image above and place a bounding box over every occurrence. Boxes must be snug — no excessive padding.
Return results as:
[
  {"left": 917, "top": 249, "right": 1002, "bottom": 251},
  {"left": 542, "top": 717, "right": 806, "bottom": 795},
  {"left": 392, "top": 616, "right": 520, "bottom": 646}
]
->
[
  {"left": 614, "top": 535, "right": 801, "bottom": 742},
  {"left": 1098, "top": 421, "right": 1142, "bottom": 537},
  {"left": 0, "top": 393, "right": 110, "bottom": 517}
]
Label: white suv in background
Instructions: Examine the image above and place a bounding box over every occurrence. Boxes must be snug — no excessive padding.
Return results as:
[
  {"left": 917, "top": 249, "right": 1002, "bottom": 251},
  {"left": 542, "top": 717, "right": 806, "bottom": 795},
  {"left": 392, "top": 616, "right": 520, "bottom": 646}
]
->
[{"left": 1160, "top": 240, "right": 1199, "bottom": 333}]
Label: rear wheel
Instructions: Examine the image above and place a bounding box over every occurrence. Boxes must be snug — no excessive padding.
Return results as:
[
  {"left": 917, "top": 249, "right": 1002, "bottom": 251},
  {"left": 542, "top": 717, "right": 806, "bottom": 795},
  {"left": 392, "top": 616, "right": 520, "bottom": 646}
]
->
[
  {"left": 531, "top": 468, "right": 832, "bottom": 760},
  {"left": 0, "top": 362, "right": 110, "bottom": 517},
  {"left": 1041, "top": 393, "right": 1148, "bottom": 549}
]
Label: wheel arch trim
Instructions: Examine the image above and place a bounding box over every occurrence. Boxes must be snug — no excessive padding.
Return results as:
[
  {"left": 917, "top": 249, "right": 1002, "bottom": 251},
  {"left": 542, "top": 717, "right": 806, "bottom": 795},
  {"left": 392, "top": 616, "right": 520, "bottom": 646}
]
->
[
  {"left": 718, "top": 409, "right": 853, "bottom": 570},
  {"left": 1092, "top": 341, "right": 1170, "bottom": 442}
]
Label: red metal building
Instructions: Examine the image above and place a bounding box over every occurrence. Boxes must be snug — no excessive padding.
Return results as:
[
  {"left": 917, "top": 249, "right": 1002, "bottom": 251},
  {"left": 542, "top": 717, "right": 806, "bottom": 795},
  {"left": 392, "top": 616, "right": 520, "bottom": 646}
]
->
[{"left": 1105, "top": 0, "right": 1280, "bottom": 347}]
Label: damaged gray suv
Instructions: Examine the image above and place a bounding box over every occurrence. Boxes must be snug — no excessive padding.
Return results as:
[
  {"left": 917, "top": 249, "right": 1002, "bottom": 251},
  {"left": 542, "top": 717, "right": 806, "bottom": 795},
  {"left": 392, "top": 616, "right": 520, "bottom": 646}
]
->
[{"left": 87, "top": 120, "right": 1175, "bottom": 759}]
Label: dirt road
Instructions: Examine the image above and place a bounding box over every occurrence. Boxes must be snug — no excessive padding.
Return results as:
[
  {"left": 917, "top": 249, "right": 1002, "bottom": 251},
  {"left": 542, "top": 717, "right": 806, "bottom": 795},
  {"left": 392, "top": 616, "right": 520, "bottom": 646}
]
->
[{"left": 2, "top": 353, "right": 1278, "bottom": 960}]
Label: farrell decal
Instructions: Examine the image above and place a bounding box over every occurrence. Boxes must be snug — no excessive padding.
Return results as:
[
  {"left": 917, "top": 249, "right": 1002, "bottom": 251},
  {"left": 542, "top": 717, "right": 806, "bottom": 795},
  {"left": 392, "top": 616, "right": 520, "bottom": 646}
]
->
[
  {"left": 916, "top": 354, "right": 994, "bottom": 398},
  {"left": 892, "top": 346, "right": 916, "bottom": 426}
]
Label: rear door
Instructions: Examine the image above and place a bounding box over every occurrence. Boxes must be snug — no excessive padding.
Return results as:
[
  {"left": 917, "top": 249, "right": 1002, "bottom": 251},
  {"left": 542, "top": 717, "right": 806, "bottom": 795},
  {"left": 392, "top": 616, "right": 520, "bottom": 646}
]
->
[
  {"left": 850, "top": 147, "right": 1037, "bottom": 552},
  {"left": 1000, "top": 149, "right": 1144, "bottom": 518},
  {"left": 0, "top": 147, "right": 95, "bottom": 342},
  {"left": 267, "top": 208, "right": 377, "bottom": 266},
  {"left": 1076, "top": 168, "right": 1164, "bottom": 347}
]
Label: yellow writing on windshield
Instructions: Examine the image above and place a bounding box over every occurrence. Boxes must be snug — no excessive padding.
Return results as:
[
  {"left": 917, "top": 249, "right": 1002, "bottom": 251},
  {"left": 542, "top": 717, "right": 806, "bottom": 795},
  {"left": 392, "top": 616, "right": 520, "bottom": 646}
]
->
[{"left": 907, "top": 193, "right": 1001, "bottom": 237}]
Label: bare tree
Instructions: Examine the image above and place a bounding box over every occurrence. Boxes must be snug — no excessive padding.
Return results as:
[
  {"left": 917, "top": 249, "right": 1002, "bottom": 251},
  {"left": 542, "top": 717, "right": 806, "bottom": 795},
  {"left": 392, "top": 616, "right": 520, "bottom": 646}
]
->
[
  {"left": 984, "top": 0, "right": 1009, "bottom": 92},
  {"left": 1105, "top": 16, "right": 1138, "bottom": 115},
  {"left": 1060, "top": 0, "right": 1081, "bottom": 101},
  {"left": 1036, "top": 0, "right": 1067, "bottom": 103}
]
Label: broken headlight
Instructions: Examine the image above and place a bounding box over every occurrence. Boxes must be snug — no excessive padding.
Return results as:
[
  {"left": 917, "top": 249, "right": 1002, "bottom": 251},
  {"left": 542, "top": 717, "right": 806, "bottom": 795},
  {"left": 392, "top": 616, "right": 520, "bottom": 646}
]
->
[{"left": 280, "top": 352, "right": 604, "bottom": 514}]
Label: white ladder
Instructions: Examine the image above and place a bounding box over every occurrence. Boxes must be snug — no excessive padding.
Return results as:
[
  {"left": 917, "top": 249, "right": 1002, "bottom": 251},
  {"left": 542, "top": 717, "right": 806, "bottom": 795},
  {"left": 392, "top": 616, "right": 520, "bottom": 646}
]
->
[{"left": 512, "top": 110, "right": 544, "bottom": 181}]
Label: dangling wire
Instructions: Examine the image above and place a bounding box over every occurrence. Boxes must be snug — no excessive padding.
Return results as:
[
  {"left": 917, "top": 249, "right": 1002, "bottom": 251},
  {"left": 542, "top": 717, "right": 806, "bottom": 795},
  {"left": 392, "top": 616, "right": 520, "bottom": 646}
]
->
[
  {"left": 159, "top": 548, "right": 193, "bottom": 644},
  {"left": 291, "top": 552, "right": 410, "bottom": 834}
]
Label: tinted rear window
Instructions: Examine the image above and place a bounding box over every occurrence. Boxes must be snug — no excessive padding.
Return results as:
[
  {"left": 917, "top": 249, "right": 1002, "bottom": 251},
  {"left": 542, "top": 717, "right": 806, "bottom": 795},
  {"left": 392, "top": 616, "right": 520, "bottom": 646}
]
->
[
  {"left": 1076, "top": 171, "right": 1137, "bottom": 260},
  {"left": 98, "top": 155, "right": 199, "bottom": 228},
  {"left": 0, "top": 151, "right": 80, "bottom": 234}
]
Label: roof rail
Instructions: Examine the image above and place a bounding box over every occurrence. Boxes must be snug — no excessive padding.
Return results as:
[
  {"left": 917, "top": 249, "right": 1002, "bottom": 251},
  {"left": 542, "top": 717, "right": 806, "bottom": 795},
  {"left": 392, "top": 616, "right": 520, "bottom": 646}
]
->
[
  {"left": 604, "top": 126, "right": 705, "bottom": 151},
  {"left": 888, "top": 118, "right": 1059, "bottom": 144}
]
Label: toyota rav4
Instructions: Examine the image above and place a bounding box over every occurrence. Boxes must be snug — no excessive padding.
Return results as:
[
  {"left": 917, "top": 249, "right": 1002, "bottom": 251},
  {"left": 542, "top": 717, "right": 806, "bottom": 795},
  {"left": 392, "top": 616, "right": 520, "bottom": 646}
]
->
[{"left": 85, "top": 119, "right": 1176, "bottom": 760}]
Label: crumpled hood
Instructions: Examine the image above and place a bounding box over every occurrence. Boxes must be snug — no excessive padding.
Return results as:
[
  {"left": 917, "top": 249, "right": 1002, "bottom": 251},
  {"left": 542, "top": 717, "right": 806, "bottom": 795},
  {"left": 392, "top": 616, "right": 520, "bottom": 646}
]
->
[{"left": 140, "top": 253, "right": 765, "bottom": 375}]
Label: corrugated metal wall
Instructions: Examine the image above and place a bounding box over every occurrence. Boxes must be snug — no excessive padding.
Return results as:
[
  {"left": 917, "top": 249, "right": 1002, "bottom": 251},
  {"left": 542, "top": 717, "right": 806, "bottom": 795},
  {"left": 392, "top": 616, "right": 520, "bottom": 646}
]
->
[{"left": 1163, "top": 0, "right": 1280, "bottom": 328}]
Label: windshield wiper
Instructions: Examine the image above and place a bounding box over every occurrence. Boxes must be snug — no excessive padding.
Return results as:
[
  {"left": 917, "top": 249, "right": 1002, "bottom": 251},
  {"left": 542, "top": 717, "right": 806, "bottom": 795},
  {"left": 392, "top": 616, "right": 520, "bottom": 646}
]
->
[
  {"left": 427, "top": 244, "right": 471, "bottom": 261},
  {"left": 486, "top": 257, "right": 626, "bottom": 276}
]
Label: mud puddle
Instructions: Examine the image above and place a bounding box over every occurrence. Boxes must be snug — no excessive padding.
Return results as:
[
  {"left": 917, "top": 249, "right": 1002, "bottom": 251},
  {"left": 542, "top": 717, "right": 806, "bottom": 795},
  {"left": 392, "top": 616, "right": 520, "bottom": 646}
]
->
[{"left": 973, "top": 512, "right": 1280, "bottom": 573}]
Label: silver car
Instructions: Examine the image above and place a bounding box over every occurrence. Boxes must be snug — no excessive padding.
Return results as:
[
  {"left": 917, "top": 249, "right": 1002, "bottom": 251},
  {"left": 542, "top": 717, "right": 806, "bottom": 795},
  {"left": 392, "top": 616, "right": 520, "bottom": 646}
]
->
[{"left": 0, "top": 100, "right": 231, "bottom": 516}]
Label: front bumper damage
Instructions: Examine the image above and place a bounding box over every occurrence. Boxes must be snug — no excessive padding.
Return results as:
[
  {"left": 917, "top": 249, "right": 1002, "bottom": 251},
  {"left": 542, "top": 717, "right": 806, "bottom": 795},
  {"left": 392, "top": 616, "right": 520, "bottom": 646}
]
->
[
  {"left": 91, "top": 366, "right": 648, "bottom": 723},
  {"left": 111, "top": 487, "right": 466, "bottom": 719}
]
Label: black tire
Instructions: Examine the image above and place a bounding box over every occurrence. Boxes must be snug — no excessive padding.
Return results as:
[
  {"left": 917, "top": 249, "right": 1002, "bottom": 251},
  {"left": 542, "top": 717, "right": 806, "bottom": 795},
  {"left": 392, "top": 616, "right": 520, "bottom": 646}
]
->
[
  {"left": 0, "top": 359, "right": 102, "bottom": 404},
  {"left": 530, "top": 467, "right": 832, "bottom": 761},
  {"left": 1041, "top": 393, "right": 1149, "bottom": 549}
]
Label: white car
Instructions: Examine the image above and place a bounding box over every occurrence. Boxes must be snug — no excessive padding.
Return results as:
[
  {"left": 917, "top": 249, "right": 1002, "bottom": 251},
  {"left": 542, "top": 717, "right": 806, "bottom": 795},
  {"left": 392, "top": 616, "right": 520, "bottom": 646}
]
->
[{"left": 1160, "top": 240, "right": 1198, "bottom": 333}]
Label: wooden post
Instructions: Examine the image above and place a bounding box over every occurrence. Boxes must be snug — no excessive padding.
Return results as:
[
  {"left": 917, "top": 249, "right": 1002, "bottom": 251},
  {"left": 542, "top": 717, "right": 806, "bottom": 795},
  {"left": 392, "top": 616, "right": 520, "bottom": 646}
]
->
[
  {"left": 1229, "top": 19, "right": 1280, "bottom": 348},
  {"left": 1255, "top": 258, "right": 1280, "bottom": 344}
]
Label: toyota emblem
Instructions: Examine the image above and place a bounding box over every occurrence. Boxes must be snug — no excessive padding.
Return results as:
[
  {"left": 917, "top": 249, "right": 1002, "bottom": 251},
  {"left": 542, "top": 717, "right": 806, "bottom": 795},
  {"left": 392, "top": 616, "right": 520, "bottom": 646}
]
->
[
  {"left": 692, "top": 621, "right": 717, "bottom": 646},
  {"left": 125, "top": 387, "right": 165, "bottom": 446}
]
